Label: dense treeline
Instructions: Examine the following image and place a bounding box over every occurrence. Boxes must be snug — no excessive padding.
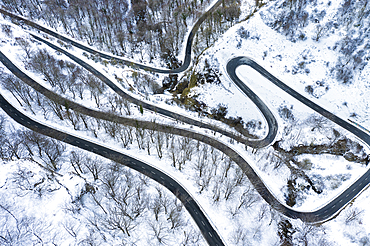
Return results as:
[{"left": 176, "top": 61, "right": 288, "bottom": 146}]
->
[
  {"left": 0, "top": 1, "right": 348, "bottom": 245},
  {"left": 0, "top": 91, "right": 264, "bottom": 245},
  {"left": 0, "top": 69, "right": 254, "bottom": 206},
  {"left": 0, "top": 0, "right": 251, "bottom": 135},
  {"left": 0, "top": 56, "right": 256, "bottom": 209},
  {"left": 0, "top": 114, "right": 204, "bottom": 244},
  {"left": 1, "top": 0, "right": 241, "bottom": 68}
]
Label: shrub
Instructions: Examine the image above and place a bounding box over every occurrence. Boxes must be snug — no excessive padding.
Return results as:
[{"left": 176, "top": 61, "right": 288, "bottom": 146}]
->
[
  {"left": 305, "top": 85, "right": 314, "bottom": 95},
  {"left": 278, "top": 105, "right": 295, "bottom": 121}
]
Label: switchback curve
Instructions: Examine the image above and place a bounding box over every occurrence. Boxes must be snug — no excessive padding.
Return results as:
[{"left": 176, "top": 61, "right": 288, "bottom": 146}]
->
[
  {"left": 1, "top": 2, "right": 370, "bottom": 243},
  {"left": 24, "top": 17, "right": 370, "bottom": 223}
]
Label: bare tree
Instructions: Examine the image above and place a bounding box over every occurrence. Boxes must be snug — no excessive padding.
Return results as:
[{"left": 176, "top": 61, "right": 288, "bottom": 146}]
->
[
  {"left": 11, "top": 166, "right": 47, "bottom": 197},
  {"left": 344, "top": 207, "right": 364, "bottom": 225},
  {"left": 2, "top": 74, "right": 35, "bottom": 112},
  {"left": 65, "top": 109, "right": 81, "bottom": 130},
  {"left": 179, "top": 228, "right": 203, "bottom": 246},
  {"left": 168, "top": 138, "right": 180, "bottom": 169},
  {"left": 308, "top": 115, "right": 328, "bottom": 132},
  {"left": 150, "top": 194, "right": 162, "bottom": 221},
  {"left": 294, "top": 222, "right": 327, "bottom": 246},
  {"left": 194, "top": 144, "right": 209, "bottom": 177},
  {"left": 148, "top": 220, "right": 169, "bottom": 245},
  {"left": 223, "top": 176, "right": 237, "bottom": 200},
  {"left": 6, "top": 131, "right": 26, "bottom": 160},
  {"left": 196, "top": 165, "right": 214, "bottom": 193},
  {"left": 256, "top": 204, "right": 269, "bottom": 222},
  {"left": 61, "top": 220, "right": 80, "bottom": 239},
  {"left": 231, "top": 227, "right": 248, "bottom": 246},
  {"left": 47, "top": 100, "right": 65, "bottom": 120},
  {"left": 102, "top": 204, "right": 137, "bottom": 237},
  {"left": 87, "top": 167, "right": 149, "bottom": 238},
  {"left": 0, "top": 200, "right": 35, "bottom": 245},
  {"left": 212, "top": 181, "right": 221, "bottom": 203},
  {"left": 135, "top": 127, "right": 146, "bottom": 150},
  {"left": 167, "top": 201, "right": 186, "bottom": 230},
  {"left": 69, "top": 150, "right": 85, "bottom": 177},
  {"left": 0, "top": 115, "right": 8, "bottom": 160},
  {"left": 15, "top": 37, "right": 33, "bottom": 59},
  {"left": 83, "top": 156, "right": 104, "bottom": 181},
  {"left": 81, "top": 74, "right": 105, "bottom": 108},
  {"left": 220, "top": 156, "right": 233, "bottom": 180},
  {"left": 118, "top": 126, "right": 133, "bottom": 148},
  {"left": 1, "top": 24, "right": 12, "bottom": 37},
  {"left": 229, "top": 184, "right": 259, "bottom": 216},
  {"left": 21, "top": 130, "right": 66, "bottom": 171},
  {"left": 154, "top": 131, "right": 164, "bottom": 159}
]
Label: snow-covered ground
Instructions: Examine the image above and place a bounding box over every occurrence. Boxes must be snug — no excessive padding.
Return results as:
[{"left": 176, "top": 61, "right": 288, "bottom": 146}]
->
[{"left": 1, "top": 0, "right": 370, "bottom": 245}]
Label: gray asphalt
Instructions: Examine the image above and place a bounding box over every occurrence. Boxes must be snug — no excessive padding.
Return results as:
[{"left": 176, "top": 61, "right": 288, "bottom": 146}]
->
[
  {"left": 0, "top": 94, "right": 225, "bottom": 246},
  {"left": 227, "top": 57, "right": 370, "bottom": 222},
  {"left": 1, "top": 6, "right": 275, "bottom": 146},
  {"left": 0, "top": 1, "right": 223, "bottom": 74},
  {"left": 30, "top": 31, "right": 370, "bottom": 222},
  {"left": 30, "top": 33, "right": 267, "bottom": 146},
  {"left": 1, "top": 4, "right": 370, "bottom": 244},
  {"left": 36, "top": 39, "right": 370, "bottom": 223}
]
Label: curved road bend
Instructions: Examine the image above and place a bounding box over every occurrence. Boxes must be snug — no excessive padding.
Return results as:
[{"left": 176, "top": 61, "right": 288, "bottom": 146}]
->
[
  {"left": 0, "top": 51, "right": 256, "bottom": 151},
  {"left": 0, "top": 50, "right": 292, "bottom": 222},
  {"left": 0, "top": 0, "right": 223, "bottom": 74},
  {"left": 2, "top": 0, "right": 370, "bottom": 226},
  {"left": 230, "top": 57, "right": 370, "bottom": 144},
  {"left": 30, "top": 34, "right": 278, "bottom": 147},
  {"left": 3, "top": 48, "right": 369, "bottom": 224},
  {"left": 30, "top": 40, "right": 370, "bottom": 223},
  {"left": 0, "top": 93, "right": 225, "bottom": 246},
  {"left": 227, "top": 57, "right": 370, "bottom": 222},
  {"left": 0, "top": 6, "right": 278, "bottom": 146}
]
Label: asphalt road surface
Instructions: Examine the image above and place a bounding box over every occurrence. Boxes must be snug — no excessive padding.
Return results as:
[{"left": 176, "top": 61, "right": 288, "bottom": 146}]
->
[
  {"left": 0, "top": 94, "right": 225, "bottom": 246},
  {"left": 0, "top": 1, "right": 223, "bottom": 74},
  {"left": 28, "top": 30, "right": 370, "bottom": 223},
  {"left": 226, "top": 57, "right": 370, "bottom": 222},
  {"left": 1, "top": 4, "right": 370, "bottom": 245},
  {"left": 30, "top": 33, "right": 272, "bottom": 147},
  {"left": 1, "top": 6, "right": 278, "bottom": 147}
]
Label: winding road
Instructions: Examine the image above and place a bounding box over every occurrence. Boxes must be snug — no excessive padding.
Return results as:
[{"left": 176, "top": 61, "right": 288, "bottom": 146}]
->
[
  {"left": 0, "top": 93, "right": 224, "bottom": 245},
  {"left": 1, "top": 2, "right": 370, "bottom": 245}
]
